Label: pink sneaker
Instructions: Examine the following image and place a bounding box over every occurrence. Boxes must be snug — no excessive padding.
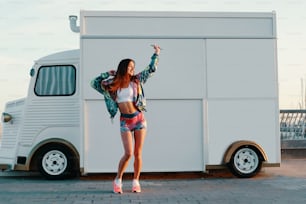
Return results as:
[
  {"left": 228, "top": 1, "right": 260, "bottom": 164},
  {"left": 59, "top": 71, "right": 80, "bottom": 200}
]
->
[
  {"left": 132, "top": 180, "right": 141, "bottom": 193},
  {"left": 113, "top": 180, "right": 122, "bottom": 194}
]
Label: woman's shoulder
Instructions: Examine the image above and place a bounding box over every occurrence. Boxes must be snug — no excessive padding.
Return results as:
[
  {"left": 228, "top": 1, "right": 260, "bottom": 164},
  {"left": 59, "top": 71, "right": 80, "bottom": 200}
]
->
[{"left": 131, "top": 77, "right": 140, "bottom": 83}]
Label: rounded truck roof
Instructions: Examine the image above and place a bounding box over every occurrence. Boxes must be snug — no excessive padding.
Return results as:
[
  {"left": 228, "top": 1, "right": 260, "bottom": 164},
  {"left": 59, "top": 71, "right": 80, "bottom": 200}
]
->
[{"left": 36, "top": 49, "right": 79, "bottom": 63}]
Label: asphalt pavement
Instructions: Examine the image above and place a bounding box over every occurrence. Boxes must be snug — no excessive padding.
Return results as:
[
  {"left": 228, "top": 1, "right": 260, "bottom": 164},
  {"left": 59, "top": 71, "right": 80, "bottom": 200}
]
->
[{"left": 0, "top": 158, "right": 306, "bottom": 204}]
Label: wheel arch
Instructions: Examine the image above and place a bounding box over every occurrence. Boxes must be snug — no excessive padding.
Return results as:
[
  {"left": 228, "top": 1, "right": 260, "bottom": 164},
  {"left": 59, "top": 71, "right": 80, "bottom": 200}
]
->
[
  {"left": 223, "top": 140, "right": 268, "bottom": 164},
  {"left": 28, "top": 138, "right": 80, "bottom": 171}
]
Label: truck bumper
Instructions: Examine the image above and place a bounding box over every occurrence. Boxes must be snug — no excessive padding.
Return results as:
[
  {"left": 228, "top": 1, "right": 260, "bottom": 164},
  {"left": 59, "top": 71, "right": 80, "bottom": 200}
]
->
[{"left": 0, "top": 149, "right": 16, "bottom": 171}]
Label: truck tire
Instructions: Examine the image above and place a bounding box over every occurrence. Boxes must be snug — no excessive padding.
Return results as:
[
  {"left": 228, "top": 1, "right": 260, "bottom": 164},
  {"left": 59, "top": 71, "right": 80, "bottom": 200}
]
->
[
  {"left": 228, "top": 146, "right": 262, "bottom": 178},
  {"left": 37, "top": 144, "right": 77, "bottom": 180}
]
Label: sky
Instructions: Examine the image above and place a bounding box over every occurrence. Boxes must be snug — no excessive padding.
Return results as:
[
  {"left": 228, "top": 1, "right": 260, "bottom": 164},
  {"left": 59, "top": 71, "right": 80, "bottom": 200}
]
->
[{"left": 0, "top": 0, "right": 305, "bottom": 115}]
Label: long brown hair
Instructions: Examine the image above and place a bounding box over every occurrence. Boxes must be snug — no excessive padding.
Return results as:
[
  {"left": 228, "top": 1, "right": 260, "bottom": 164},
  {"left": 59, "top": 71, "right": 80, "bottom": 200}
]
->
[{"left": 109, "top": 58, "right": 134, "bottom": 92}]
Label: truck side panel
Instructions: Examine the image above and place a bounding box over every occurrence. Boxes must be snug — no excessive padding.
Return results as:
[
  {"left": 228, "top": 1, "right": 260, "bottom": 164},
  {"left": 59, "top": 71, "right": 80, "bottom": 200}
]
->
[
  {"left": 206, "top": 39, "right": 280, "bottom": 164},
  {"left": 82, "top": 39, "right": 207, "bottom": 173},
  {"left": 84, "top": 99, "right": 204, "bottom": 172},
  {"left": 81, "top": 11, "right": 275, "bottom": 38},
  {"left": 82, "top": 39, "right": 207, "bottom": 99},
  {"left": 206, "top": 39, "right": 278, "bottom": 98}
]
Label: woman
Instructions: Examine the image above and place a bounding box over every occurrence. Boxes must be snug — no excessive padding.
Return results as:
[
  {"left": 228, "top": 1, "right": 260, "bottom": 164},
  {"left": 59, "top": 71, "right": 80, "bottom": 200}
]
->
[{"left": 90, "top": 45, "right": 160, "bottom": 194}]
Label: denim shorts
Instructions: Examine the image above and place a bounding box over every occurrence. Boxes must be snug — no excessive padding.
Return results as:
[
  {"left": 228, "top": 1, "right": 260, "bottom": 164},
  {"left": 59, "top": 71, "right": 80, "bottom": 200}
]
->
[{"left": 120, "top": 111, "right": 147, "bottom": 133}]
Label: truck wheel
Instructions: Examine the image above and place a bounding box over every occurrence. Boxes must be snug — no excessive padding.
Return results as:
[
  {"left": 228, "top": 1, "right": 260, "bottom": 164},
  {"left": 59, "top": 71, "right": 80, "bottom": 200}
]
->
[
  {"left": 228, "top": 146, "right": 262, "bottom": 178},
  {"left": 38, "top": 144, "right": 77, "bottom": 180}
]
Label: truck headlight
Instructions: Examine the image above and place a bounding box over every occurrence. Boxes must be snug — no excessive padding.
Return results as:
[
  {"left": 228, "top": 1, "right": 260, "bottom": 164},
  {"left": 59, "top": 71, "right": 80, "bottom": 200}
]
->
[{"left": 2, "top": 112, "right": 13, "bottom": 123}]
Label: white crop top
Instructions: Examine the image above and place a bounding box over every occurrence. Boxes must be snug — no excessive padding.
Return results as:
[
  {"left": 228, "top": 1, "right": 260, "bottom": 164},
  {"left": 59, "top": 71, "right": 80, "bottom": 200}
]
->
[{"left": 116, "top": 83, "right": 134, "bottom": 103}]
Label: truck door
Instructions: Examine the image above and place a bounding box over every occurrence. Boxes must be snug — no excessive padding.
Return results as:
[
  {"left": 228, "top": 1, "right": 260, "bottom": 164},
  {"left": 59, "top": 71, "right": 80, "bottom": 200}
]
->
[{"left": 18, "top": 64, "right": 81, "bottom": 169}]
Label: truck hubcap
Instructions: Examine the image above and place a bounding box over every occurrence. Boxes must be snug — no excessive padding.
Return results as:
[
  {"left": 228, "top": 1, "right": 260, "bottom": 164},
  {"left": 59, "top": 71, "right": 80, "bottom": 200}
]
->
[
  {"left": 42, "top": 150, "right": 67, "bottom": 175},
  {"left": 233, "top": 148, "right": 259, "bottom": 174}
]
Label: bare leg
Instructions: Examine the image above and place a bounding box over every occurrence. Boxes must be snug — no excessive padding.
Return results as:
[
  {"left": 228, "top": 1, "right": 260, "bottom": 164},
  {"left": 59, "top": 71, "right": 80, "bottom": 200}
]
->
[
  {"left": 133, "top": 128, "right": 146, "bottom": 180},
  {"left": 116, "top": 131, "right": 133, "bottom": 180}
]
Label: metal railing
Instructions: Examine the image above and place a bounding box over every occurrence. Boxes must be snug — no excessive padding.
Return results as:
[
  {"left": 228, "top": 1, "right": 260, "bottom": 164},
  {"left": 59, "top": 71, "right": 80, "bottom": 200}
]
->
[{"left": 280, "top": 110, "right": 306, "bottom": 140}]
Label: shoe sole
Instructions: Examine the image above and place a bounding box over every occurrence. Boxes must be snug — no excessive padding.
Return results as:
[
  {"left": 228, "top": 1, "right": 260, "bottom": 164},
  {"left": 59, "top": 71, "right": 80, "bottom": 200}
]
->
[
  {"left": 132, "top": 188, "right": 141, "bottom": 193},
  {"left": 113, "top": 191, "right": 123, "bottom": 194}
]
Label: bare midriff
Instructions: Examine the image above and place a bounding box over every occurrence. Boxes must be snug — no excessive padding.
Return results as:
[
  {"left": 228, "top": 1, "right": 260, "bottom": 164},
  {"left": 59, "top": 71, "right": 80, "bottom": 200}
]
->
[{"left": 118, "top": 102, "right": 138, "bottom": 114}]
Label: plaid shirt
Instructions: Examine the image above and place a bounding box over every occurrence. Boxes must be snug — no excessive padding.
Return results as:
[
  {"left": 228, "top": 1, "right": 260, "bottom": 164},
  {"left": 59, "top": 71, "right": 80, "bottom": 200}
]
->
[{"left": 90, "top": 53, "right": 159, "bottom": 119}]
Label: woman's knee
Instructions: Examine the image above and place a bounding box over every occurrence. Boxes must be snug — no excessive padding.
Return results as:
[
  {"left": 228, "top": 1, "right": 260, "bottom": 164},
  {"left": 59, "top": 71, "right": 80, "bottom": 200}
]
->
[
  {"left": 123, "top": 152, "right": 133, "bottom": 160},
  {"left": 134, "top": 151, "right": 142, "bottom": 160}
]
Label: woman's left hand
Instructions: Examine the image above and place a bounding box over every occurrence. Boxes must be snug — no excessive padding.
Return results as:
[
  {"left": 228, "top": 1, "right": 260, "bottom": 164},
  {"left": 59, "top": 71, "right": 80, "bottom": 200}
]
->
[
  {"left": 109, "top": 70, "right": 116, "bottom": 76},
  {"left": 153, "top": 44, "right": 161, "bottom": 55}
]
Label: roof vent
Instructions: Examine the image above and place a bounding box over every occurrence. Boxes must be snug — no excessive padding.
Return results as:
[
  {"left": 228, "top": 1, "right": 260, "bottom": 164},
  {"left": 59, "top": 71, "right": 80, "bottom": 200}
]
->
[{"left": 69, "top": 15, "right": 80, "bottom": 33}]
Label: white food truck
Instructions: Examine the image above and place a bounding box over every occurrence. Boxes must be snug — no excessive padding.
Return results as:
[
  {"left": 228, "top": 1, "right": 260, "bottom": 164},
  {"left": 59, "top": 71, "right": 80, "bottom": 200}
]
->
[{"left": 0, "top": 11, "right": 280, "bottom": 179}]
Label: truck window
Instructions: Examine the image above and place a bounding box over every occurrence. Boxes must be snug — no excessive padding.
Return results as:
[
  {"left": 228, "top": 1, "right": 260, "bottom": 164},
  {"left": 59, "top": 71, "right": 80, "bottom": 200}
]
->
[{"left": 34, "top": 65, "right": 76, "bottom": 96}]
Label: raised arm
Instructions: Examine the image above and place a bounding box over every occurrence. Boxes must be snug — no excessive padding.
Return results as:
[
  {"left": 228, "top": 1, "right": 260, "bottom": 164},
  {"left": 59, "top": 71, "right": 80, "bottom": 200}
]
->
[
  {"left": 90, "top": 70, "right": 116, "bottom": 95},
  {"left": 135, "top": 45, "right": 161, "bottom": 83}
]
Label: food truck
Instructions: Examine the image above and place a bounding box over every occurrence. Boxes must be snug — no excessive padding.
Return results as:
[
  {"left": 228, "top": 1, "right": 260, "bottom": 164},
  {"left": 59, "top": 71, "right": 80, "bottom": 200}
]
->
[{"left": 0, "top": 11, "right": 280, "bottom": 179}]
